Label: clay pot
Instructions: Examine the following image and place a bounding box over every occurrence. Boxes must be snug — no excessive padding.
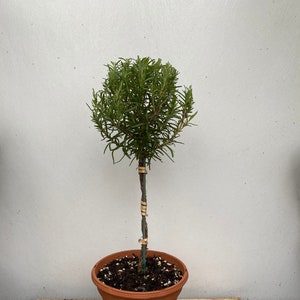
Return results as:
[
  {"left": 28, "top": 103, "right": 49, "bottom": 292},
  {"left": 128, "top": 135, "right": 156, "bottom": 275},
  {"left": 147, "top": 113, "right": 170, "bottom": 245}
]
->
[{"left": 91, "top": 249, "right": 188, "bottom": 300}]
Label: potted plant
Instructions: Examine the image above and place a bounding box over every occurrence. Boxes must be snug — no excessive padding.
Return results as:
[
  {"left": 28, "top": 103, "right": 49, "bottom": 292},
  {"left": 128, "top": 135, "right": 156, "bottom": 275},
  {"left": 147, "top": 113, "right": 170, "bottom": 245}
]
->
[{"left": 89, "top": 57, "right": 197, "bottom": 300}]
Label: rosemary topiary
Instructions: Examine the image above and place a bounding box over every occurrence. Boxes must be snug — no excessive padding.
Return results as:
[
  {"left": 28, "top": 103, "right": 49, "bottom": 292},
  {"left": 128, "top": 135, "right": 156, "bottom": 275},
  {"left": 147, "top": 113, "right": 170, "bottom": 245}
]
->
[{"left": 89, "top": 57, "right": 197, "bottom": 273}]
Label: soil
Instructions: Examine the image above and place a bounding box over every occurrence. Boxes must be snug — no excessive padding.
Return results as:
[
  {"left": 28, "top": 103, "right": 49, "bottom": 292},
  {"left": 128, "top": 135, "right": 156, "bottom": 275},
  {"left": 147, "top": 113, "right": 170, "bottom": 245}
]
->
[{"left": 97, "top": 253, "right": 183, "bottom": 292}]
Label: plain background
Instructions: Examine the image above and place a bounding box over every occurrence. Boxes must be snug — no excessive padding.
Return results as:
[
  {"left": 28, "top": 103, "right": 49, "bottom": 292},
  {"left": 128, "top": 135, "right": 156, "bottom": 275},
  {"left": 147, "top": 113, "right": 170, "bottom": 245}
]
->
[{"left": 1, "top": 1, "right": 300, "bottom": 300}]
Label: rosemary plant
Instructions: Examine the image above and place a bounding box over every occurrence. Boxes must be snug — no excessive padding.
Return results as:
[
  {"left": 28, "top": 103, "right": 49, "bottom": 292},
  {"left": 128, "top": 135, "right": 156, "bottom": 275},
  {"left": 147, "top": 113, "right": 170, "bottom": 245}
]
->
[{"left": 89, "top": 57, "right": 197, "bottom": 273}]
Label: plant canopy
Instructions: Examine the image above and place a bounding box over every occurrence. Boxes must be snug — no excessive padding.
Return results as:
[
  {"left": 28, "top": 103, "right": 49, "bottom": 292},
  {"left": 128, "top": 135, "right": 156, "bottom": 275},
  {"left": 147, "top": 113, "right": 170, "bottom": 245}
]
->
[{"left": 89, "top": 57, "right": 197, "bottom": 167}]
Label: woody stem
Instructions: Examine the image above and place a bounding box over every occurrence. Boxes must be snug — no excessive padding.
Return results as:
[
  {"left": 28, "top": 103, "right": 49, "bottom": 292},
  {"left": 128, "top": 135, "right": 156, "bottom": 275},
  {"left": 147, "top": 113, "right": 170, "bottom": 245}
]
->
[{"left": 139, "top": 157, "right": 148, "bottom": 273}]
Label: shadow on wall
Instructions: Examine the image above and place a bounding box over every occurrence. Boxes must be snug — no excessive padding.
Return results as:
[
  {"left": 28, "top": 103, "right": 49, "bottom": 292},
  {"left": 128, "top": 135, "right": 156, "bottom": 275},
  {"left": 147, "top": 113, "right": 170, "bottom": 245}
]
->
[
  {"left": 292, "top": 150, "right": 300, "bottom": 210},
  {"left": 291, "top": 149, "right": 300, "bottom": 273}
]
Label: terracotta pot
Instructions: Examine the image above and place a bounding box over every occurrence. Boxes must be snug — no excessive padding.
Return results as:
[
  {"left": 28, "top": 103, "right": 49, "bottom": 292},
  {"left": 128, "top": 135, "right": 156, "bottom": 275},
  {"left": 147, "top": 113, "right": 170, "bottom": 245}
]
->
[{"left": 91, "top": 249, "right": 188, "bottom": 300}]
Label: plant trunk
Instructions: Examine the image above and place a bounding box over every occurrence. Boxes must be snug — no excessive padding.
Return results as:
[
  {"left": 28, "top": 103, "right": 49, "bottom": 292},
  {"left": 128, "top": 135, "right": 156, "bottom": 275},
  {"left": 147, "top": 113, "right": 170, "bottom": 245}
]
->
[{"left": 138, "top": 157, "right": 148, "bottom": 273}]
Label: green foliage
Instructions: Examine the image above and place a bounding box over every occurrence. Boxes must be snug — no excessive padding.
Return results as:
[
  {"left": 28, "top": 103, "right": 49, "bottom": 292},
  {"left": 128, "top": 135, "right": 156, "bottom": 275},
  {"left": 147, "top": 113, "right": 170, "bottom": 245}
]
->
[{"left": 89, "top": 57, "right": 197, "bottom": 166}]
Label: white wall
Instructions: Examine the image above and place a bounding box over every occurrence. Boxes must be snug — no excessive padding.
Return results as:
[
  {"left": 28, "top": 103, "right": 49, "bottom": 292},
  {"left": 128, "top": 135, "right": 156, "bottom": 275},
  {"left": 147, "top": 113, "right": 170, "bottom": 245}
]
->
[{"left": 1, "top": 1, "right": 300, "bottom": 299}]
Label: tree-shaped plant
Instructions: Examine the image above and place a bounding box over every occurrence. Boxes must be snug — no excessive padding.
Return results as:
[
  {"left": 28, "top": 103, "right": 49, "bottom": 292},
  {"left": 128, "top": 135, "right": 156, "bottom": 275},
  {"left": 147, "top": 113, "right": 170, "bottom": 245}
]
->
[{"left": 89, "top": 57, "right": 197, "bottom": 275}]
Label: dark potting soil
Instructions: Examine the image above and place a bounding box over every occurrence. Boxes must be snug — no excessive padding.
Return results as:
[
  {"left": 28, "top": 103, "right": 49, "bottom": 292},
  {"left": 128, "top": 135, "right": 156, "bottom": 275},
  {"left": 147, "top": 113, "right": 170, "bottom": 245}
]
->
[{"left": 97, "top": 254, "right": 183, "bottom": 292}]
